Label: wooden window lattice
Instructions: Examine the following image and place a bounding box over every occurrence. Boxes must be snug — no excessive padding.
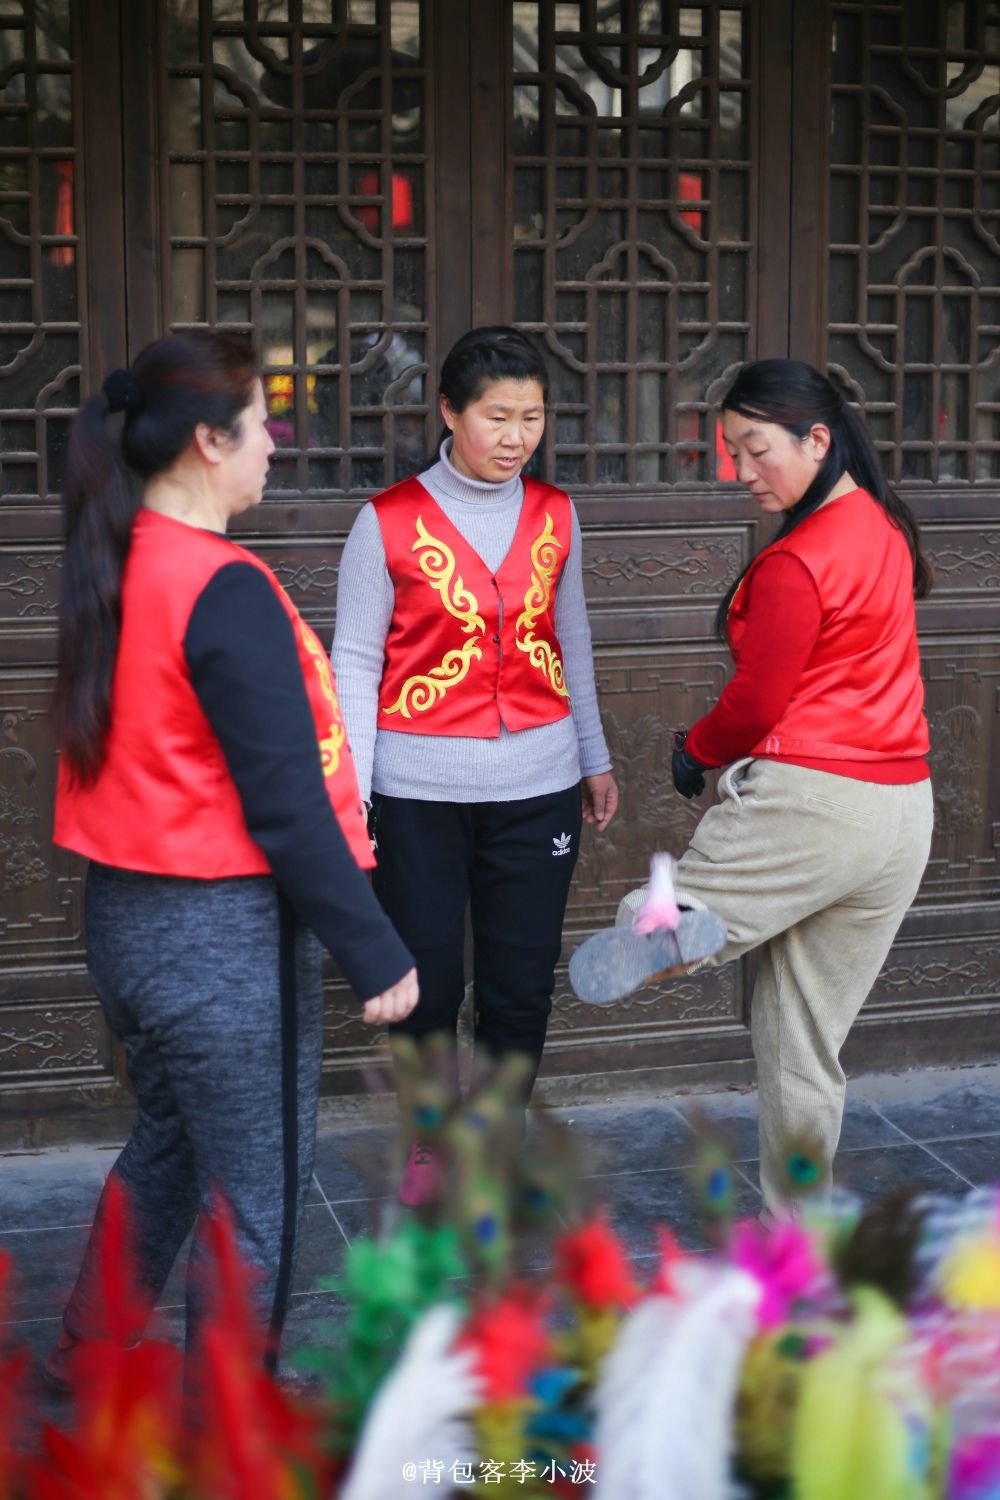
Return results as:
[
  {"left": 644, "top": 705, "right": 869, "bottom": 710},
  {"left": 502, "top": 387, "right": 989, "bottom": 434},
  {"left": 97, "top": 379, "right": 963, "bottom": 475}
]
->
[
  {"left": 829, "top": 0, "right": 1000, "bottom": 484},
  {"left": 164, "top": 0, "right": 432, "bottom": 497},
  {"left": 0, "top": 0, "right": 81, "bottom": 503},
  {"left": 510, "top": 0, "right": 753, "bottom": 491}
]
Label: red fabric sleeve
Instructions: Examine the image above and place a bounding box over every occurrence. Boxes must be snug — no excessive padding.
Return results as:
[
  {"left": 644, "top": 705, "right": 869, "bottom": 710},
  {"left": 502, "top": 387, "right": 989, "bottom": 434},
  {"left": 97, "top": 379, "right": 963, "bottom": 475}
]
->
[{"left": 685, "top": 552, "right": 822, "bottom": 768}]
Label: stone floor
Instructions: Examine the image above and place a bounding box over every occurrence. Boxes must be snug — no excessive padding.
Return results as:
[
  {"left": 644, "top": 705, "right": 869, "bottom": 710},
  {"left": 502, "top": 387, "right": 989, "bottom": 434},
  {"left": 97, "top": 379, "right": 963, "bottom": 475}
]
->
[{"left": 2, "top": 1060, "right": 999, "bottom": 1425}]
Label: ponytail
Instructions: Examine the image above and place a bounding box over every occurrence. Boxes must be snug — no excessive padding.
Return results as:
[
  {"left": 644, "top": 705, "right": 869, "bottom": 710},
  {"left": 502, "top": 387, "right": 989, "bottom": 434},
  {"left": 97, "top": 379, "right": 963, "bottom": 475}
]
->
[
  {"left": 51, "top": 330, "right": 257, "bottom": 780},
  {"left": 714, "top": 359, "right": 934, "bottom": 638}
]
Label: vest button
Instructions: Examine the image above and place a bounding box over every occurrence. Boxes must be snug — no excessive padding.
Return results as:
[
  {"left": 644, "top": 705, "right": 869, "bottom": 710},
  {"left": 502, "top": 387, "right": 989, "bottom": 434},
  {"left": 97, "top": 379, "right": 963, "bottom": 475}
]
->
[{"left": 492, "top": 633, "right": 500, "bottom": 643}]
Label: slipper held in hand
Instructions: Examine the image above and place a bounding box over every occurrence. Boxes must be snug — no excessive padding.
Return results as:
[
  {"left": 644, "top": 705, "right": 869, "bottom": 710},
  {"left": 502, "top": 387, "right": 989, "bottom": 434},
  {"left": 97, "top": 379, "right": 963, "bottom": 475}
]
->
[
  {"left": 568, "top": 907, "right": 727, "bottom": 1003},
  {"left": 570, "top": 856, "right": 726, "bottom": 1003}
]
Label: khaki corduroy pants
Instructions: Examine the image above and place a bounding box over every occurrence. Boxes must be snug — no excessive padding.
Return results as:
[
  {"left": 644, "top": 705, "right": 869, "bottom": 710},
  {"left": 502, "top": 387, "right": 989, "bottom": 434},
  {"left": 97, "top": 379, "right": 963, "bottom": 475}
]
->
[{"left": 661, "top": 758, "right": 933, "bottom": 1211}]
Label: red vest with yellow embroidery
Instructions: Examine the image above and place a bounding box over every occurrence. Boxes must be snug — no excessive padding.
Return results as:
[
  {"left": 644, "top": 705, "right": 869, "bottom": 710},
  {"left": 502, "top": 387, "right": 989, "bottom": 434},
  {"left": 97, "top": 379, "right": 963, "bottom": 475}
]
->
[
  {"left": 54, "top": 508, "right": 374, "bottom": 875},
  {"left": 727, "top": 488, "right": 929, "bottom": 762},
  {"left": 373, "top": 476, "right": 572, "bottom": 736}
]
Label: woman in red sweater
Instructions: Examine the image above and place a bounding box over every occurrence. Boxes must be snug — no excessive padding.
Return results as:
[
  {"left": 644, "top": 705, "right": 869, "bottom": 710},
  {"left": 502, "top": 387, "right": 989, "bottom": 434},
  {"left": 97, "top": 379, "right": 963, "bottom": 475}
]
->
[{"left": 656, "top": 359, "right": 934, "bottom": 1213}]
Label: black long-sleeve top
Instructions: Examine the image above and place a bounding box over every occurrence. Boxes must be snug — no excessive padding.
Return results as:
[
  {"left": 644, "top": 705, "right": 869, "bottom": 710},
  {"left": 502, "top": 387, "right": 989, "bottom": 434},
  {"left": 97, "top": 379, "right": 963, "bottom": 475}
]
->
[{"left": 184, "top": 561, "right": 413, "bottom": 1003}]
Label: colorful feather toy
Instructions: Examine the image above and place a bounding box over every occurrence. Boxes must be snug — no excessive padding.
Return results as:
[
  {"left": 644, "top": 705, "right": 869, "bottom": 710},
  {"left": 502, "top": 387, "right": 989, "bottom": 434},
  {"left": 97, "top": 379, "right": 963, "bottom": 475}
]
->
[
  {"left": 308, "top": 1217, "right": 467, "bottom": 1453},
  {"left": 790, "top": 1286, "right": 932, "bottom": 1500},
  {"left": 593, "top": 1262, "right": 761, "bottom": 1500},
  {"left": 834, "top": 1186, "right": 929, "bottom": 1306},
  {"left": 25, "top": 1175, "right": 180, "bottom": 1500},
  {"left": 0, "top": 1254, "right": 28, "bottom": 1500},
  {"left": 340, "top": 1304, "right": 480, "bottom": 1500},
  {"left": 186, "top": 1199, "right": 330, "bottom": 1500},
  {"left": 730, "top": 1215, "right": 827, "bottom": 1330}
]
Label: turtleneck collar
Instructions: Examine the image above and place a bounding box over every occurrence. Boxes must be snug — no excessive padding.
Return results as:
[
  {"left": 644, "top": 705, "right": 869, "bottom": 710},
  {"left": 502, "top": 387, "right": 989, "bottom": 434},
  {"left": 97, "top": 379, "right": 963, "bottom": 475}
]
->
[{"left": 424, "top": 438, "right": 523, "bottom": 510}]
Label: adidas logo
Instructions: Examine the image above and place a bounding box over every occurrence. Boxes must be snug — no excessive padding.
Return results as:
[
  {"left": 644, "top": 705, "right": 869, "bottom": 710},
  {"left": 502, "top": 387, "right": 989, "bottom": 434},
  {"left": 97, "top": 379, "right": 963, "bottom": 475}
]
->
[{"left": 552, "top": 831, "right": 572, "bottom": 857}]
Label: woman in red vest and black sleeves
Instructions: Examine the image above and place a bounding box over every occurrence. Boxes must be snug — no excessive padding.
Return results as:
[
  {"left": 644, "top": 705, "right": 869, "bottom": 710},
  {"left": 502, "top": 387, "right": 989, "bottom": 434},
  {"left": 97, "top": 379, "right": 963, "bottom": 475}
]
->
[
  {"left": 48, "top": 331, "right": 416, "bottom": 1383},
  {"left": 332, "top": 327, "right": 618, "bottom": 1203},
  {"left": 633, "top": 358, "right": 934, "bottom": 1214}
]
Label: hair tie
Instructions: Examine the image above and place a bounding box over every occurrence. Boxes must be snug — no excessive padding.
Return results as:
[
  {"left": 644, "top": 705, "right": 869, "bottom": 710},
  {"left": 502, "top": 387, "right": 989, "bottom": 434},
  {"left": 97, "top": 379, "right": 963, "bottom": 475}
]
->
[{"left": 102, "top": 368, "right": 143, "bottom": 416}]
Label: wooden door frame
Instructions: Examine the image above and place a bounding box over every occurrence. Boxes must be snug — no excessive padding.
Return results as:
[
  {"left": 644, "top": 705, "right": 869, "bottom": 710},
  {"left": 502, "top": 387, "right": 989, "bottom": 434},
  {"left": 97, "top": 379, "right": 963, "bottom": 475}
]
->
[
  {"left": 753, "top": 0, "right": 794, "bottom": 356},
  {"left": 788, "top": 0, "right": 831, "bottom": 363},
  {"left": 120, "top": 0, "right": 163, "bottom": 356},
  {"left": 79, "top": 0, "right": 127, "bottom": 387},
  {"left": 752, "top": 0, "right": 831, "bottom": 363},
  {"left": 433, "top": 2, "right": 509, "bottom": 344}
]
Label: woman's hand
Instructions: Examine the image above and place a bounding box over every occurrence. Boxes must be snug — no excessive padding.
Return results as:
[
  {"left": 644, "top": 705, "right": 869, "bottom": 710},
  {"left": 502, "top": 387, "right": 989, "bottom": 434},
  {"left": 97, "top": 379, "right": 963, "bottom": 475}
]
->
[
  {"left": 362, "top": 966, "right": 419, "bottom": 1025},
  {"left": 582, "top": 772, "right": 619, "bottom": 832}
]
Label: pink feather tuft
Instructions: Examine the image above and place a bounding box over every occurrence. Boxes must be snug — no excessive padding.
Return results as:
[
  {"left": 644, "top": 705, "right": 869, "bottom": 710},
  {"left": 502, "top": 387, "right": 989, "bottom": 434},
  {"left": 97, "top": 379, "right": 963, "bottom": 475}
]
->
[
  {"left": 729, "top": 1218, "right": 825, "bottom": 1330},
  {"left": 633, "top": 854, "right": 682, "bottom": 935},
  {"left": 950, "top": 1432, "right": 1000, "bottom": 1496}
]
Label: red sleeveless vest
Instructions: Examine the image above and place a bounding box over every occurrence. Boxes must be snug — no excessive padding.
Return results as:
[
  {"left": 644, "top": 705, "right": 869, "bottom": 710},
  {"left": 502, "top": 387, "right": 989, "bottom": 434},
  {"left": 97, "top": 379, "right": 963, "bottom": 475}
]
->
[
  {"left": 54, "top": 508, "right": 374, "bottom": 875},
  {"left": 372, "top": 476, "right": 573, "bottom": 736},
  {"left": 728, "top": 489, "right": 929, "bottom": 763}
]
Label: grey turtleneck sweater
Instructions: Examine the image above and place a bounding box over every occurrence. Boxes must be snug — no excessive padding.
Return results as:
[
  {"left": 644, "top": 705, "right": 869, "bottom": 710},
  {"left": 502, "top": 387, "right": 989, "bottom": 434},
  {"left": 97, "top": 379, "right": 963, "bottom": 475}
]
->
[{"left": 330, "top": 442, "right": 612, "bottom": 803}]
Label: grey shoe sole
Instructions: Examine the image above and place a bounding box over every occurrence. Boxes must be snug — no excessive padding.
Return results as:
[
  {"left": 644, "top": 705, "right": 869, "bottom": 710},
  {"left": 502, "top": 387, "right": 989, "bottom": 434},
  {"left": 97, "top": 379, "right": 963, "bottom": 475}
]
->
[{"left": 568, "top": 908, "right": 727, "bottom": 1003}]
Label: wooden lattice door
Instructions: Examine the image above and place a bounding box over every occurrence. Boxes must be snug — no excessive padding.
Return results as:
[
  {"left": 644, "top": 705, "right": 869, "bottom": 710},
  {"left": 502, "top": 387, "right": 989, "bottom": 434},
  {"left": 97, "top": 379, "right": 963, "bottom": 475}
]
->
[{"left": 0, "top": 1, "right": 997, "bottom": 1131}]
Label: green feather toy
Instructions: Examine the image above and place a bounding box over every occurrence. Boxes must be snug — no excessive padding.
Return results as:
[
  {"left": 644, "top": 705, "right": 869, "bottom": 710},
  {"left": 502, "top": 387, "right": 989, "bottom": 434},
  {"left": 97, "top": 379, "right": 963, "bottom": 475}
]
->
[{"left": 790, "top": 1287, "right": 932, "bottom": 1500}]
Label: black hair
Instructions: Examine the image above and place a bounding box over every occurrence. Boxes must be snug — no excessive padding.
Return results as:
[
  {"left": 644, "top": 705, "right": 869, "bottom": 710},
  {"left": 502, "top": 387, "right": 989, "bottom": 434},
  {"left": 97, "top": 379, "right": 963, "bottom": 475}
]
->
[
  {"left": 432, "top": 326, "right": 549, "bottom": 458},
  {"left": 52, "top": 330, "right": 259, "bottom": 781},
  {"left": 715, "top": 358, "right": 933, "bottom": 637}
]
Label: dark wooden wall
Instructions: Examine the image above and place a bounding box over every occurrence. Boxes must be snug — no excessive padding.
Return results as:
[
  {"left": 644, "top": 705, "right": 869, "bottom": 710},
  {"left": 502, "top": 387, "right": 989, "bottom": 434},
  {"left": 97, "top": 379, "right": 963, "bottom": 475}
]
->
[{"left": 0, "top": 0, "right": 997, "bottom": 1137}]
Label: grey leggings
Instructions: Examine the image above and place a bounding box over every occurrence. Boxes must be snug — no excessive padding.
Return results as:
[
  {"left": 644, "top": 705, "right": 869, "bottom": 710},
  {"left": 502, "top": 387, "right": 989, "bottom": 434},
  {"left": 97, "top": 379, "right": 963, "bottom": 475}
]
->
[{"left": 60, "top": 863, "right": 324, "bottom": 1365}]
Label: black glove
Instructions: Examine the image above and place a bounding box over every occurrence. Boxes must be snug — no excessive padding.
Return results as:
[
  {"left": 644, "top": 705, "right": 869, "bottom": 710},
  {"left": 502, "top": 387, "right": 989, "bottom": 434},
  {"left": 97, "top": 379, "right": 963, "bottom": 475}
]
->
[{"left": 671, "top": 729, "right": 706, "bottom": 799}]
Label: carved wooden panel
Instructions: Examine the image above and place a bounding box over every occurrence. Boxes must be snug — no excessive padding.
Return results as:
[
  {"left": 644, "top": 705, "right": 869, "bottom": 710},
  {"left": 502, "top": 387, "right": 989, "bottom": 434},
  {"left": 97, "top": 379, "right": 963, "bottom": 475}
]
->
[
  {"left": 923, "top": 519, "right": 1000, "bottom": 598},
  {"left": 868, "top": 926, "right": 1000, "bottom": 1013},
  {"left": 262, "top": 537, "right": 346, "bottom": 638},
  {"left": 0, "top": 543, "right": 61, "bottom": 663},
  {"left": 582, "top": 526, "right": 748, "bottom": 601},
  {"left": 568, "top": 650, "right": 728, "bottom": 918},
  {"left": 549, "top": 956, "right": 742, "bottom": 1036},
  {"left": 921, "top": 636, "right": 1000, "bottom": 903},
  {"left": 0, "top": 668, "right": 111, "bottom": 1103},
  {"left": 0, "top": 671, "right": 83, "bottom": 962},
  {"left": 0, "top": 994, "right": 111, "bottom": 1087}
]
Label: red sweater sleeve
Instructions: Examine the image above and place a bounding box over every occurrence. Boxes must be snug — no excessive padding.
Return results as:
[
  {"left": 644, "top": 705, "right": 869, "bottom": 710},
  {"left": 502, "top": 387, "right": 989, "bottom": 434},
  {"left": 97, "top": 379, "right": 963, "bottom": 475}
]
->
[{"left": 685, "top": 552, "right": 822, "bottom": 768}]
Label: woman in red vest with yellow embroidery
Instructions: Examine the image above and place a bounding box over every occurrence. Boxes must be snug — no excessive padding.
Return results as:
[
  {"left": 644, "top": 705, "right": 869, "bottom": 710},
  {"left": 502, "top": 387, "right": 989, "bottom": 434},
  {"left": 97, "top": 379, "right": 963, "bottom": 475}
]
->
[
  {"left": 625, "top": 359, "right": 934, "bottom": 1215},
  {"left": 47, "top": 331, "right": 416, "bottom": 1383},
  {"left": 332, "top": 327, "right": 618, "bottom": 1204}
]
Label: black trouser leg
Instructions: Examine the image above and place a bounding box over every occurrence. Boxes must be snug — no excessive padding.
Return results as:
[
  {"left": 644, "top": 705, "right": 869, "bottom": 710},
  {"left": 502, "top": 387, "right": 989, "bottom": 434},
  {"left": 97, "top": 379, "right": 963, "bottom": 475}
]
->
[
  {"left": 372, "top": 787, "right": 581, "bottom": 1095},
  {"left": 470, "top": 786, "right": 582, "bottom": 1092},
  {"left": 372, "top": 795, "right": 472, "bottom": 1043}
]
